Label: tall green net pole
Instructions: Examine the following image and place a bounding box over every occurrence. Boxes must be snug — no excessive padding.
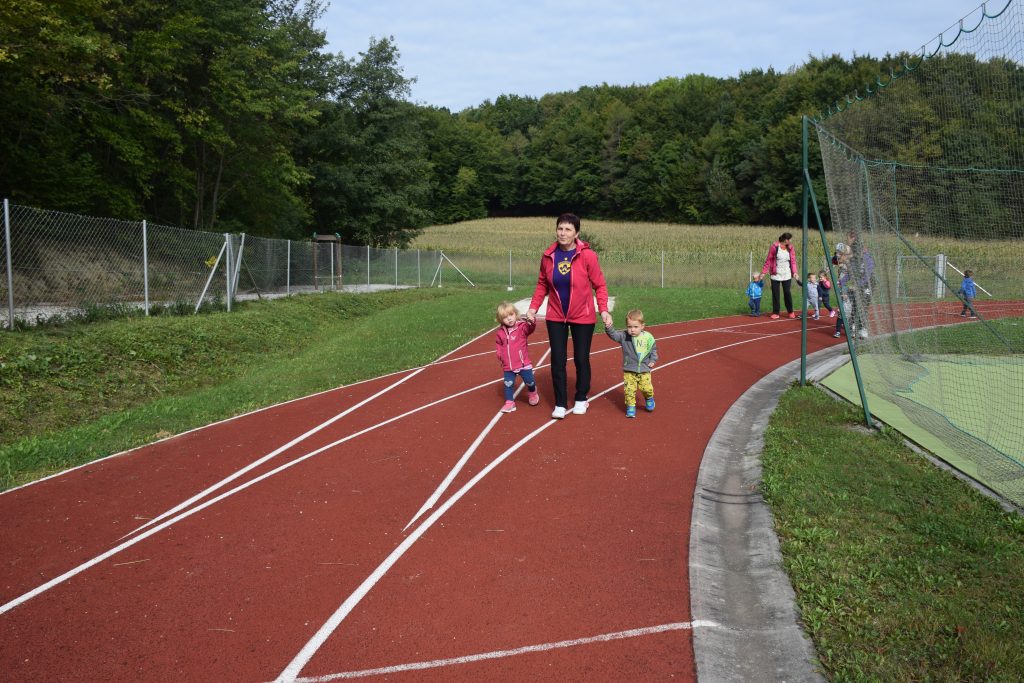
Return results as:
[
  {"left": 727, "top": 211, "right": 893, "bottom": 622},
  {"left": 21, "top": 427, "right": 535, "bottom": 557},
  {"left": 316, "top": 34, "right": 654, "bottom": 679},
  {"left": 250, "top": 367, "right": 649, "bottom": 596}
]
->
[
  {"left": 808, "top": 0, "right": 1024, "bottom": 507},
  {"left": 803, "top": 116, "right": 873, "bottom": 426}
]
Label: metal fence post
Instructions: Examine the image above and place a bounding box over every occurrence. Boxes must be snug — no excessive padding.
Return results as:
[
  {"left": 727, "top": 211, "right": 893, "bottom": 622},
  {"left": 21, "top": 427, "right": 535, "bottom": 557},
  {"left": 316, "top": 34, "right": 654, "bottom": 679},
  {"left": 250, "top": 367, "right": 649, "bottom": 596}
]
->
[
  {"left": 508, "top": 249, "right": 513, "bottom": 291},
  {"left": 142, "top": 219, "right": 150, "bottom": 315},
  {"left": 232, "top": 233, "right": 245, "bottom": 303},
  {"left": 661, "top": 250, "right": 665, "bottom": 288},
  {"left": 286, "top": 240, "right": 291, "bottom": 296},
  {"left": 366, "top": 245, "right": 370, "bottom": 286},
  {"left": 224, "top": 233, "right": 232, "bottom": 312},
  {"left": 417, "top": 249, "right": 421, "bottom": 287},
  {"left": 394, "top": 247, "right": 398, "bottom": 287},
  {"left": 4, "top": 199, "right": 13, "bottom": 330},
  {"left": 330, "top": 241, "right": 336, "bottom": 290}
]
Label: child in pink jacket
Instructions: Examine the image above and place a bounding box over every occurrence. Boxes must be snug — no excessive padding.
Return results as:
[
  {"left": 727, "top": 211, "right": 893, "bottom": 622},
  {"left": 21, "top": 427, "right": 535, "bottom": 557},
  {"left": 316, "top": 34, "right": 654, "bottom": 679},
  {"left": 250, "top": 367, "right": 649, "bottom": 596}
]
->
[{"left": 495, "top": 302, "right": 540, "bottom": 413}]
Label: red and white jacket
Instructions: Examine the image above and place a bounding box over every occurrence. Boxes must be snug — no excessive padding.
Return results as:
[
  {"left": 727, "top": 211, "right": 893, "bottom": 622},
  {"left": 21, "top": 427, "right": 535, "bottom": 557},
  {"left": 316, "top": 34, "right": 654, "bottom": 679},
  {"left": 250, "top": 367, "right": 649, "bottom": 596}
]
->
[
  {"left": 495, "top": 319, "right": 536, "bottom": 372},
  {"left": 529, "top": 239, "right": 609, "bottom": 324}
]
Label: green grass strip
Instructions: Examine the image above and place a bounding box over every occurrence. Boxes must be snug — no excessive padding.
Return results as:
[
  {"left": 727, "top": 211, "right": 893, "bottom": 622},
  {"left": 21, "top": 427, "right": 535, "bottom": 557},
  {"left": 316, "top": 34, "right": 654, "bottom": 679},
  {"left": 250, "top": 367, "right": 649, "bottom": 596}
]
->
[{"left": 762, "top": 386, "right": 1024, "bottom": 681}]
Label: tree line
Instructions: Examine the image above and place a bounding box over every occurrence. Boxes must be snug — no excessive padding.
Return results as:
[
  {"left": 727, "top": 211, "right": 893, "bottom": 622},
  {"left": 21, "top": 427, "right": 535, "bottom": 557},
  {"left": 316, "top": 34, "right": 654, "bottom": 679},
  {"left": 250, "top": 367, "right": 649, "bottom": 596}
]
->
[{"left": 2, "top": 1, "right": 1016, "bottom": 245}]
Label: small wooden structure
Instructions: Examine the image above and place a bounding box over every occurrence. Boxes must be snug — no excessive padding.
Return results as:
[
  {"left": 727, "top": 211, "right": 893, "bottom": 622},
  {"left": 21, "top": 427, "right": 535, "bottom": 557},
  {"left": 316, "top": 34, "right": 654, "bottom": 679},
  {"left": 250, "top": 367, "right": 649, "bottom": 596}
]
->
[{"left": 312, "top": 233, "right": 342, "bottom": 290}]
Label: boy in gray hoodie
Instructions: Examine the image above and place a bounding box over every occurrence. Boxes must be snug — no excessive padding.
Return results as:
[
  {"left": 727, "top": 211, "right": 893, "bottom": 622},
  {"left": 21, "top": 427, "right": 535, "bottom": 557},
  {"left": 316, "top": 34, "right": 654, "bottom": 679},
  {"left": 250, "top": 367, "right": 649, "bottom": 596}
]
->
[{"left": 605, "top": 309, "right": 659, "bottom": 418}]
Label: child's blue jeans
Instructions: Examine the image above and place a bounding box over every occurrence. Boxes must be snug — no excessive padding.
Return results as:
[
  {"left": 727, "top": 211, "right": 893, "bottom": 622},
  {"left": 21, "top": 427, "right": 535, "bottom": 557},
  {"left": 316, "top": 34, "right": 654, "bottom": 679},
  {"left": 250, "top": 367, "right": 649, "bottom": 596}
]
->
[
  {"left": 748, "top": 297, "right": 761, "bottom": 314},
  {"left": 503, "top": 368, "right": 536, "bottom": 400}
]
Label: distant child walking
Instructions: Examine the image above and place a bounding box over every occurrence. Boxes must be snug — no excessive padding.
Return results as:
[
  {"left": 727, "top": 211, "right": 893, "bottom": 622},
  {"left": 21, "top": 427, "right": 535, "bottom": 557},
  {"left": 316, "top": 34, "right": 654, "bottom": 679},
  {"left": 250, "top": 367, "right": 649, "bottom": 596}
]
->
[
  {"left": 746, "top": 273, "right": 765, "bottom": 316},
  {"left": 958, "top": 270, "right": 977, "bottom": 318},
  {"left": 833, "top": 245, "right": 852, "bottom": 338},
  {"left": 495, "top": 302, "right": 540, "bottom": 413},
  {"left": 803, "top": 272, "right": 821, "bottom": 320},
  {"left": 605, "top": 309, "right": 659, "bottom": 418},
  {"left": 817, "top": 270, "right": 835, "bottom": 317}
]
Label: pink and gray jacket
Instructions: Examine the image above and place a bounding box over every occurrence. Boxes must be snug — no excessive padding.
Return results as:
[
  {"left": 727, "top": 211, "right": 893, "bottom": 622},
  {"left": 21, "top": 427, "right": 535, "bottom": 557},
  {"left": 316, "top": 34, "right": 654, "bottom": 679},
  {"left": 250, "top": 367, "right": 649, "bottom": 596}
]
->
[
  {"left": 761, "top": 242, "right": 797, "bottom": 279},
  {"left": 529, "top": 239, "right": 609, "bottom": 324},
  {"left": 495, "top": 319, "right": 536, "bottom": 372}
]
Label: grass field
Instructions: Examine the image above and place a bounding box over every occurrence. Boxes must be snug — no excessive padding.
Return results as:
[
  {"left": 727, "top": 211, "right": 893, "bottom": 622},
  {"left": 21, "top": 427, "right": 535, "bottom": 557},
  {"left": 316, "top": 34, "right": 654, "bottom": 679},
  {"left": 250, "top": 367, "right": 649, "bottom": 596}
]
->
[
  {"left": 763, "top": 388, "right": 1024, "bottom": 680},
  {"left": 412, "top": 217, "right": 1024, "bottom": 295}
]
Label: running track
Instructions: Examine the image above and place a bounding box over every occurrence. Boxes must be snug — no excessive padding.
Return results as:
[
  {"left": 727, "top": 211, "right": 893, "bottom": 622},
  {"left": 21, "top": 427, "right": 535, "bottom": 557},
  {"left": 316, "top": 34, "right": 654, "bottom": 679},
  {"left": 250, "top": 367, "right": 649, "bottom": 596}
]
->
[{"left": 1, "top": 308, "right": 995, "bottom": 681}]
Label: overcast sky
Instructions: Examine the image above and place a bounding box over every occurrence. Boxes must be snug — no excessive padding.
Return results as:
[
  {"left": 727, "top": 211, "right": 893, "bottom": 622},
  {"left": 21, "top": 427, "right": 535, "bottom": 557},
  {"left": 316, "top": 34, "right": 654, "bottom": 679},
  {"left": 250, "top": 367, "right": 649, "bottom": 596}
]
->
[{"left": 319, "top": 0, "right": 990, "bottom": 111}]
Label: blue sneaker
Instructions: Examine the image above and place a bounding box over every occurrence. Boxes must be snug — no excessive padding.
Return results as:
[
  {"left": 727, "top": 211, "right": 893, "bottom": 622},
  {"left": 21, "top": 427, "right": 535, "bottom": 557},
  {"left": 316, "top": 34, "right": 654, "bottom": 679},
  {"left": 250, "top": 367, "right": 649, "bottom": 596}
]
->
[
  {"left": 625, "top": 405, "right": 636, "bottom": 418},
  {"left": 645, "top": 397, "right": 655, "bottom": 412}
]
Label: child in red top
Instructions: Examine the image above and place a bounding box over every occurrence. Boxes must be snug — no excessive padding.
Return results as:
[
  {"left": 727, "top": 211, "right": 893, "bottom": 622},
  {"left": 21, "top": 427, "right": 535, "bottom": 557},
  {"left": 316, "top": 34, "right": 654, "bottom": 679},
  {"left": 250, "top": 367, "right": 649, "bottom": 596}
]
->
[{"left": 495, "top": 302, "right": 540, "bottom": 413}]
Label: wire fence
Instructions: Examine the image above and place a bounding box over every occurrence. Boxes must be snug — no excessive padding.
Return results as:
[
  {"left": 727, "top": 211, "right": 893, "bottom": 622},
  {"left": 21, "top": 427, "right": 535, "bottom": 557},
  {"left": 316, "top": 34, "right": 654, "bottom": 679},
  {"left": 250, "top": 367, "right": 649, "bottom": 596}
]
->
[
  {"left": 1, "top": 200, "right": 761, "bottom": 328},
  {"left": 809, "top": 0, "right": 1024, "bottom": 507}
]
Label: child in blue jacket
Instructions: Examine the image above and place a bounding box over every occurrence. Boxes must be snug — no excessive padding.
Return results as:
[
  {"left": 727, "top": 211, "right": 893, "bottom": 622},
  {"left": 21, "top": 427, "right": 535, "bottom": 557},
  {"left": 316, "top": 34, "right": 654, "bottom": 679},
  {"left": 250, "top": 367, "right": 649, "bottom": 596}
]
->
[
  {"left": 746, "top": 273, "right": 765, "bottom": 316},
  {"left": 958, "top": 270, "right": 977, "bottom": 318}
]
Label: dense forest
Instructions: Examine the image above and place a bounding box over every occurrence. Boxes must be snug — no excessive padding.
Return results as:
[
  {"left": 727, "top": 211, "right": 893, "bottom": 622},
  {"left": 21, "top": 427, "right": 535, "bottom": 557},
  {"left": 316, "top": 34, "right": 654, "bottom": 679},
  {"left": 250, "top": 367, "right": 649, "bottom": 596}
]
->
[{"left": 0, "top": 0, "right": 999, "bottom": 245}]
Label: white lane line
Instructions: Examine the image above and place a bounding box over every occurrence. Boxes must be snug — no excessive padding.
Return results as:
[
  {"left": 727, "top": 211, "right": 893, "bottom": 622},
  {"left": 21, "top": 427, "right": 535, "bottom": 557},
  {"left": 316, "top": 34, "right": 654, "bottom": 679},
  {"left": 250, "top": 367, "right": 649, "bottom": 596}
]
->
[
  {"left": 1, "top": 380, "right": 509, "bottom": 614},
  {"left": 1, "top": 329, "right": 499, "bottom": 498},
  {"left": 403, "top": 347, "right": 553, "bottom": 532},
  {"left": 118, "top": 328, "right": 497, "bottom": 539},
  {"left": 287, "top": 620, "right": 719, "bottom": 682},
  {"left": 430, "top": 337, "right": 551, "bottom": 366},
  {"left": 275, "top": 328, "right": 798, "bottom": 682},
  {"left": 120, "top": 371, "right": 425, "bottom": 540},
  {"left": 275, "top": 417, "right": 563, "bottom": 682}
]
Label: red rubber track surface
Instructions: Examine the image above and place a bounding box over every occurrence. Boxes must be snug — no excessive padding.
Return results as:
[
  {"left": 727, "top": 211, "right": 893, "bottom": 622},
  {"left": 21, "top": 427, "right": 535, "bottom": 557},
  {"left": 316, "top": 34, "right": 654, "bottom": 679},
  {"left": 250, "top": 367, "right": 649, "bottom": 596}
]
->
[{"left": 1, "top": 306, "right": 1002, "bottom": 681}]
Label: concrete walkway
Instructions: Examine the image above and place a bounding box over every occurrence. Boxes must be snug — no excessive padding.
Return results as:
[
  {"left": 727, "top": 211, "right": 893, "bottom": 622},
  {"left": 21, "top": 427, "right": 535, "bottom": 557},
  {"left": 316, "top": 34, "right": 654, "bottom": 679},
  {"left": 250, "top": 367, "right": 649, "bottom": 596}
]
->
[{"left": 689, "top": 345, "right": 849, "bottom": 682}]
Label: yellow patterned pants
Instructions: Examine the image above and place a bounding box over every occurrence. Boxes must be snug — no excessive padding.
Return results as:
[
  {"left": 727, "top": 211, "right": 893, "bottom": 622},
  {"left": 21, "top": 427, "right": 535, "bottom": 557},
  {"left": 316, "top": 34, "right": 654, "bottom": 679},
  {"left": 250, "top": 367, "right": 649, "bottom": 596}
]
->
[{"left": 623, "top": 371, "right": 654, "bottom": 407}]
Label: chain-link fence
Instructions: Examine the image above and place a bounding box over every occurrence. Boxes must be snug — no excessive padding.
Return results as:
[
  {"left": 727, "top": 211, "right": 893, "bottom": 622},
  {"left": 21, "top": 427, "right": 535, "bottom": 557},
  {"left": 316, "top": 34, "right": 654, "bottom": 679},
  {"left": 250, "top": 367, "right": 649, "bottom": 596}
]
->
[
  {"left": 0, "top": 201, "right": 453, "bottom": 327},
  {"left": 2, "top": 200, "right": 759, "bottom": 328}
]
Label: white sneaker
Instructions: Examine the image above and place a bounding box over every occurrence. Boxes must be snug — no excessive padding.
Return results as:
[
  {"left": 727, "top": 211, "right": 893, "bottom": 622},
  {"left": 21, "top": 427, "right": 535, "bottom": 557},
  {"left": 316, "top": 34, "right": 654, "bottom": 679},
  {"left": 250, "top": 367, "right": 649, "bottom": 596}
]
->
[
  {"left": 551, "top": 406, "right": 567, "bottom": 420},
  {"left": 571, "top": 400, "right": 589, "bottom": 415}
]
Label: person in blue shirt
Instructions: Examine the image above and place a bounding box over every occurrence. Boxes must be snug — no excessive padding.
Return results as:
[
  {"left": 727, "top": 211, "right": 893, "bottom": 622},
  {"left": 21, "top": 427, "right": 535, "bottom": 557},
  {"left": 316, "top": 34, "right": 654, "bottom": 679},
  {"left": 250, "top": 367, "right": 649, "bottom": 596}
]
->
[
  {"left": 746, "top": 273, "right": 765, "bottom": 316},
  {"left": 958, "top": 270, "right": 977, "bottom": 318}
]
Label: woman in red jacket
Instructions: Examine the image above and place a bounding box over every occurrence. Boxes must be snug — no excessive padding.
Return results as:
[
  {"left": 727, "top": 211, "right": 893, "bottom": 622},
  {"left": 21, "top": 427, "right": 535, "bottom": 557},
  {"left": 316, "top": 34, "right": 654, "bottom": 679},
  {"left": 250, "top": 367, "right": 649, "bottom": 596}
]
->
[{"left": 526, "top": 213, "right": 612, "bottom": 419}]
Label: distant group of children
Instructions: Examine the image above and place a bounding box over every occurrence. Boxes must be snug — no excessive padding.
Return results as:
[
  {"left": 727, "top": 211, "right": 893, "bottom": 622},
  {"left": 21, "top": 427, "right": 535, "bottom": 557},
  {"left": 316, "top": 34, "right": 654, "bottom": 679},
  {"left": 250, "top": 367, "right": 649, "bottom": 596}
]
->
[
  {"left": 495, "top": 302, "right": 657, "bottom": 418},
  {"left": 747, "top": 271, "right": 836, "bottom": 320}
]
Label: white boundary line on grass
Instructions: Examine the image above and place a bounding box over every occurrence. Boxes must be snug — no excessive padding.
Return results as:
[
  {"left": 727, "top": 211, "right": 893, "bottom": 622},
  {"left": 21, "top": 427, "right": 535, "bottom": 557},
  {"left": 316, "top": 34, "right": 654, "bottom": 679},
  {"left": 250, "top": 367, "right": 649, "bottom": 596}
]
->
[
  {"left": 286, "top": 620, "right": 718, "bottom": 681},
  {"left": 275, "top": 327, "right": 800, "bottom": 682}
]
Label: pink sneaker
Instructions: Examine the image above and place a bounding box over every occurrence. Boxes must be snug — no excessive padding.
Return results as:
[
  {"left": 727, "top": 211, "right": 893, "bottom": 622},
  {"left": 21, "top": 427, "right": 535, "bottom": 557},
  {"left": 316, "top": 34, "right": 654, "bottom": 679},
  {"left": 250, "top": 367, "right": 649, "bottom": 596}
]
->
[
  {"left": 527, "top": 389, "right": 540, "bottom": 406},
  {"left": 829, "top": 310, "right": 837, "bottom": 318},
  {"left": 501, "top": 400, "right": 516, "bottom": 413}
]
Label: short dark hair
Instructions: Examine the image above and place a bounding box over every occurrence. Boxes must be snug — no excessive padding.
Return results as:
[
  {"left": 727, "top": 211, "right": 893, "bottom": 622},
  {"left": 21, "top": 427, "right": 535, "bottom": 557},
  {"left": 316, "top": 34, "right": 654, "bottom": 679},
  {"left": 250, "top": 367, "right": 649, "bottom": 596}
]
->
[
  {"left": 965, "top": 269, "right": 973, "bottom": 277},
  {"left": 556, "top": 213, "right": 581, "bottom": 233},
  {"left": 779, "top": 232, "right": 793, "bottom": 242}
]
